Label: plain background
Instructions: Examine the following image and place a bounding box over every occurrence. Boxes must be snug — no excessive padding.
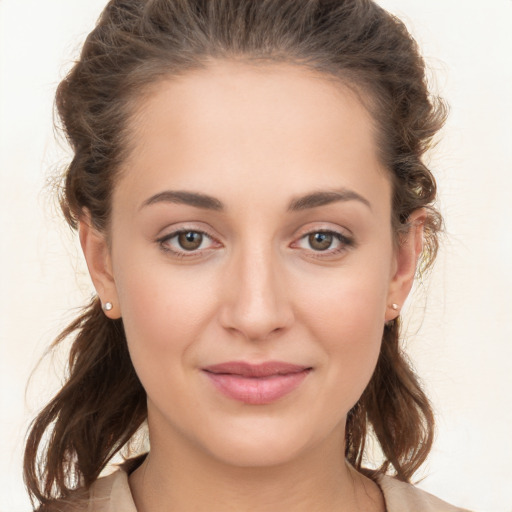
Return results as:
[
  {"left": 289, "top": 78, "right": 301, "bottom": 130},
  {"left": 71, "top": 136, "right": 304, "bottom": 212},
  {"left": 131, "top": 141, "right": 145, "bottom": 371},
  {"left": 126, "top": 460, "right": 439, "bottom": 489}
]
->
[{"left": 1, "top": 0, "right": 511, "bottom": 510}]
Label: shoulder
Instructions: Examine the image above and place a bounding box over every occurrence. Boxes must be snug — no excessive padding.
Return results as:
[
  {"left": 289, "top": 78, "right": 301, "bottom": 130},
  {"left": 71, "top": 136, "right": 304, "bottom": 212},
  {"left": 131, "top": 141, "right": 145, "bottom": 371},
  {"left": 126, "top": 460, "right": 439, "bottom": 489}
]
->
[
  {"left": 40, "top": 467, "right": 473, "bottom": 512},
  {"left": 36, "top": 470, "right": 136, "bottom": 512},
  {"left": 87, "top": 469, "right": 137, "bottom": 512},
  {"left": 377, "top": 475, "right": 473, "bottom": 512}
]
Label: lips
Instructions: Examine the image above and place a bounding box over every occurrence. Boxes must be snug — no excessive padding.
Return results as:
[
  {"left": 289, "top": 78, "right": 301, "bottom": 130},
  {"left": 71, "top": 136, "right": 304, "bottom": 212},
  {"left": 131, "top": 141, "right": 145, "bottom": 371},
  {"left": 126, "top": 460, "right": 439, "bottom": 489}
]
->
[{"left": 202, "top": 361, "right": 312, "bottom": 405}]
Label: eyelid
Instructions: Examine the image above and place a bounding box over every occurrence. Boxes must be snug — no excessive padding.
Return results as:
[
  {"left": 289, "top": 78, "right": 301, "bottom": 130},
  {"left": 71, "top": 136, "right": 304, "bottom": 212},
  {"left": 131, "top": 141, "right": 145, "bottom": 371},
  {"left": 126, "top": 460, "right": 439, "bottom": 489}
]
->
[
  {"left": 292, "top": 222, "right": 354, "bottom": 242},
  {"left": 156, "top": 224, "right": 223, "bottom": 258},
  {"left": 290, "top": 225, "right": 355, "bottom": 257}
]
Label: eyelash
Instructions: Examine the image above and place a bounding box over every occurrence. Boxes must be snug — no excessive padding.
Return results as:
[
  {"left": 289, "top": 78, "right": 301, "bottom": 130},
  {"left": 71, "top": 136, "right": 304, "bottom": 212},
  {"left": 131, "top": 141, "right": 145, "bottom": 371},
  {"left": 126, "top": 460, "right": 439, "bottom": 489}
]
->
[
  {"left": 156, "top": 228, "right": 354, "bottom": 259},
  {"left": 292, "top": 229, "right": 355, "bottom": 258},
  {"left": 157, "top": 229, "right": 221, "bottom": 259}
]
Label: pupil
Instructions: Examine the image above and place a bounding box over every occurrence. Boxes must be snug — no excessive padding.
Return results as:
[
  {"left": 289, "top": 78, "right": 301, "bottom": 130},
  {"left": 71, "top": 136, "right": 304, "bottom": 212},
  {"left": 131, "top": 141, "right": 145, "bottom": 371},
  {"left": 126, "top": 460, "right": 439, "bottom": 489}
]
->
[
  {"left": 179, "top": 231, "right": 203, "bottom": 250},
  {"left": 309, "top": 232, "right": 332, "bottom": 251}
]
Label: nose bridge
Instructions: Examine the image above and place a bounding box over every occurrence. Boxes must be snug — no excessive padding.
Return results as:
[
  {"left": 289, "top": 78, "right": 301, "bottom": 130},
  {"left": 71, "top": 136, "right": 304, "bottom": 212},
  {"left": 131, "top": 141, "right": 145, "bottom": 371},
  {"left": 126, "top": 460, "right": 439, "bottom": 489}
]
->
[{"left": 220, "top": 240, "right": 293, "bottom": 341}]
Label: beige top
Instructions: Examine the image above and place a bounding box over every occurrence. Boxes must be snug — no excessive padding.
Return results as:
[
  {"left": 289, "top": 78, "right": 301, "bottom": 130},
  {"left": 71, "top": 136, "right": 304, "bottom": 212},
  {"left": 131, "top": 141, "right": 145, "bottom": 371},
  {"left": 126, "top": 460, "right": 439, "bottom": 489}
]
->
[{"left": 80, "top": 468, "right": 471, "bottom": 512}]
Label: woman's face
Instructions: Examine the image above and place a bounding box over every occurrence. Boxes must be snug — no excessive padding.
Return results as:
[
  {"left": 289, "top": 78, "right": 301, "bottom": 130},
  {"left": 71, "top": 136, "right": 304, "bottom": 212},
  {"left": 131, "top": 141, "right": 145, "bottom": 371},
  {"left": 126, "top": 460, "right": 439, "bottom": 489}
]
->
[{"left": 84, "top": 62, "right": 418, "bottom": 467}]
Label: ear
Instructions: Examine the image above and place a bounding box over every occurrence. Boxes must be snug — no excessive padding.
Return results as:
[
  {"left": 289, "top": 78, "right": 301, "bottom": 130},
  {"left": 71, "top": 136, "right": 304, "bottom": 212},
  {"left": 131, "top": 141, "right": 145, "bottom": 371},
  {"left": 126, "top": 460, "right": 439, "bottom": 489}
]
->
[
  {"left": 385, "top": 209, "right": 426, "bottom": 322},
  {"left": 79, "top": 212, "right": 121, "bottom": 319}
]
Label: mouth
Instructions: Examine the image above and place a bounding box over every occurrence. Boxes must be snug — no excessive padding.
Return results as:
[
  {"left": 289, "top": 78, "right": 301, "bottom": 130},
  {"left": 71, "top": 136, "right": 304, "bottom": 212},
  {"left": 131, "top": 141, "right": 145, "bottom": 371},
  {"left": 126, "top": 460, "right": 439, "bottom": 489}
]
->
[{"left": 202, "top": 361, "right": 312, "bottom": 405}]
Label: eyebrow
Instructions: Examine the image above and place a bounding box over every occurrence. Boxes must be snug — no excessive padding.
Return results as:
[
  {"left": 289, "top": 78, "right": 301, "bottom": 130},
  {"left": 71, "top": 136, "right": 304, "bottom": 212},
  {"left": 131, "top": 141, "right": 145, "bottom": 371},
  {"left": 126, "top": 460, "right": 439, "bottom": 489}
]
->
[
  {"left": 140, "top": 190, "right": 224, "bottom": 211},
  {"left": 287, "top": 189, "right": 371, "bottom": 211},
  {"left": 140, "top": 188, "right": 371, "bottom": 213}
]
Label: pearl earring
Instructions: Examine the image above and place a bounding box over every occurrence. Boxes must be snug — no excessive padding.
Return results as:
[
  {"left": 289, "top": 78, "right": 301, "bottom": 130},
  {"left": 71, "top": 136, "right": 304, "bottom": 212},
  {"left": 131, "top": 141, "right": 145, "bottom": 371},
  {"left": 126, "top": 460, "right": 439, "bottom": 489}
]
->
[
  {"left": 391, "top": 303, "right": 399, "bottom": 311},
  {"left": 103, "top": 302, "right": 113, "bottom": 311}
]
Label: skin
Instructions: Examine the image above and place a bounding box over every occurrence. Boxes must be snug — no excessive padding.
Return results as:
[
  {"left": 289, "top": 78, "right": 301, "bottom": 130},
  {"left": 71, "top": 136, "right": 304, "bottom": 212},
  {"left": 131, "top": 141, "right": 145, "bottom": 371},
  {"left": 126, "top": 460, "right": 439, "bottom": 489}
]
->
[{"left": 80, "top": 61, "right": 425, "bottom": 512}]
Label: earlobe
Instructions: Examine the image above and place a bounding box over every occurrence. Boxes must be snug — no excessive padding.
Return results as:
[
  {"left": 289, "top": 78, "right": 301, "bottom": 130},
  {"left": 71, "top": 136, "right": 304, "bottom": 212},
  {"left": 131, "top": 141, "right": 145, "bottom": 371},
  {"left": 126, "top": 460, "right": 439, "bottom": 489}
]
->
[
  {"left": 79, "top": 213, "right": 121, "bottom": 319},
  {"left": 385, "top": 209, "right": 426, "bottom": 322}
]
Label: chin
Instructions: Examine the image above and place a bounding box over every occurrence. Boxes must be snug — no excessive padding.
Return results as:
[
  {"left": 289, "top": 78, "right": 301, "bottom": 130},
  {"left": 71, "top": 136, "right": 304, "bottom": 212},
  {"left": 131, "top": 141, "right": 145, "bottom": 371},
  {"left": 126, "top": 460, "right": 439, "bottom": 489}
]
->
[
  {"left": 188, "top": 411, "right": 343, "bottom": 470},
  {"left": 205, "top": 433, "right": 313, "bottom": 469}
]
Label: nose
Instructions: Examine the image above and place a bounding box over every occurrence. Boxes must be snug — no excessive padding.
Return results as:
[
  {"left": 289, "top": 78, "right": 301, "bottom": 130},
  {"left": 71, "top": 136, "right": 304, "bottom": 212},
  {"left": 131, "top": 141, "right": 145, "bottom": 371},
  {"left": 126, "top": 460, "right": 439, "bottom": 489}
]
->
[{"left": 218, "top": 246, "right": 294, "bottom": 342}]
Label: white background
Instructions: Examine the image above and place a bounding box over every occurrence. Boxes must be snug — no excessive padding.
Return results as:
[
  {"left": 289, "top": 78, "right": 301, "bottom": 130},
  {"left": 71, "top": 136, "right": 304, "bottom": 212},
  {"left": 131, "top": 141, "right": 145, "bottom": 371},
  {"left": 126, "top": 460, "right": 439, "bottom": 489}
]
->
[{"left": 1, "top": 1, "right": 511, "bottom": 510}]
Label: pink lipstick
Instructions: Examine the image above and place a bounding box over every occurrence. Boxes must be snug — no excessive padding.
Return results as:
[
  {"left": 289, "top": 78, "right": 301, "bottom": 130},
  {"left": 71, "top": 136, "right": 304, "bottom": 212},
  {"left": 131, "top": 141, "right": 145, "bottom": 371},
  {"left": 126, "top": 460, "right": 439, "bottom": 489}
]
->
[{"left": 202, "top": 361, "right": 311, "bottom": 405}]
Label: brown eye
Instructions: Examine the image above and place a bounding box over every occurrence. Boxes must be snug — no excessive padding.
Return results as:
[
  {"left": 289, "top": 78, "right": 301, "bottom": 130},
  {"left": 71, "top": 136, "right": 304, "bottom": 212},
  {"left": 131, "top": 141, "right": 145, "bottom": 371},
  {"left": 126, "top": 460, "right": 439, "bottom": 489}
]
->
[
  {"left": 178, "top": 231, "right": 204, "bottom": 251},
  {"left": 308, "top": 232, "right": 333, "bottom": 251},
  {"left": 158, "top": 229, "right": 219, "bottom": 257}
]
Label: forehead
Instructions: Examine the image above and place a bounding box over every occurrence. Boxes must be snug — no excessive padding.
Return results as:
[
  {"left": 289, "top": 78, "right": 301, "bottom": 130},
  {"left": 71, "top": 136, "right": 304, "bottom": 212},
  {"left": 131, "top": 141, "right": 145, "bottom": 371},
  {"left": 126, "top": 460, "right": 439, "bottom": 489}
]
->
[{"left": 117, "top": 60, "right": 389, "bottom": 214}]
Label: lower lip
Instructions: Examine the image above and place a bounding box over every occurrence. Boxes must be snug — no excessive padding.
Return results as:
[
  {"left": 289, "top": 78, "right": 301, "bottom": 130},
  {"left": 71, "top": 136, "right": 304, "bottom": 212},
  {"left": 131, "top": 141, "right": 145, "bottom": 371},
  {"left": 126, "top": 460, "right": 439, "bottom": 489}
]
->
[{"left": 204, "top": 370, "right": 311, "bottom": 405}]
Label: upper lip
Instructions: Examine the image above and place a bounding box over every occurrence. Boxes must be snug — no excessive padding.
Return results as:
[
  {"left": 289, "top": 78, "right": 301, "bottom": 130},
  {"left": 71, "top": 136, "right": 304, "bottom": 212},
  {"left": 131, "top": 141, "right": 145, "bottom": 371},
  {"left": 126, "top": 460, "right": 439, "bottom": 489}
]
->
[{"left": 202, "top": 361, "right": 311, "bottom": 378}]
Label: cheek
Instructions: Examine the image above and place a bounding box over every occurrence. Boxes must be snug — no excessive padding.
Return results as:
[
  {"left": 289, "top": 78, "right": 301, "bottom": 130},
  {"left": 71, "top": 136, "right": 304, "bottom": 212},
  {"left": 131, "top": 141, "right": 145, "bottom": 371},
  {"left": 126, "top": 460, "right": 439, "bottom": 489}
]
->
[
  {"left": 112, "top": 253, "right": 218, "bottom": 383},
  {"left": 296, "top": 260, "right": 390, "bottom": 341},
  {"left": 293, "top": 262, "right": 390, "bottom": 400}
]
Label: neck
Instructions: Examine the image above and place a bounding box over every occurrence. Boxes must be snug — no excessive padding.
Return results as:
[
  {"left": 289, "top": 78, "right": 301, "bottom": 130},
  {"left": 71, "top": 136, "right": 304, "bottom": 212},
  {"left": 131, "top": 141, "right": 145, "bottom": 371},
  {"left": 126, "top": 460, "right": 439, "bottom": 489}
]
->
[{"left": 128, "top": 428, "right": 384, "bottom": 512}]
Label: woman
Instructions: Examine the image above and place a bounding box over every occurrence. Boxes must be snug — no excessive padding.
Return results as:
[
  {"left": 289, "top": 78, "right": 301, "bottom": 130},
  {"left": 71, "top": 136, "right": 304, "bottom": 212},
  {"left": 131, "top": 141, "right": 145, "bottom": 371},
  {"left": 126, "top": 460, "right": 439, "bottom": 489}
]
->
[{"left": 23, "top": 0, "right": 470, "bottom": 510}]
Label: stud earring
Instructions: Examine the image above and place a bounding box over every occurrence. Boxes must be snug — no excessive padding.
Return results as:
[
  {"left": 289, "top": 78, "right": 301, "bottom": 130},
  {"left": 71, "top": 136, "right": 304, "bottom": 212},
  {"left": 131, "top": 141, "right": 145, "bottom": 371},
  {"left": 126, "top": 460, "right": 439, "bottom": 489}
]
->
[
  {"left": 391, "top": 303, "right": 399, "bottom": 311},
  {"left": 103, "top": 302, "right": 113, "bottom": 311}
]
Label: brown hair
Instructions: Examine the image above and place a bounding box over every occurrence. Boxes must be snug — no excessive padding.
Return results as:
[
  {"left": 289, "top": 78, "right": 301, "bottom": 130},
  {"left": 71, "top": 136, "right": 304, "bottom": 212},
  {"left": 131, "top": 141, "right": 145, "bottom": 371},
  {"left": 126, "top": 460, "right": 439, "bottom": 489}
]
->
[{"left": 24, "top": 0, "right": 447, "bottom": 508}]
